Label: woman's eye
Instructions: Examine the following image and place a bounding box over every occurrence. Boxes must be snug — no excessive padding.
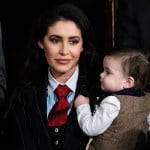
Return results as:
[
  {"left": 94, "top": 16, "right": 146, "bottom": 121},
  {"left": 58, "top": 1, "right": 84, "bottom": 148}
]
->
[
  {"left": 50, "top": 38, "right": 59, "bottom": 43},
  {"left": 69, "top": 39, "right": 79, "bottom": 45}
]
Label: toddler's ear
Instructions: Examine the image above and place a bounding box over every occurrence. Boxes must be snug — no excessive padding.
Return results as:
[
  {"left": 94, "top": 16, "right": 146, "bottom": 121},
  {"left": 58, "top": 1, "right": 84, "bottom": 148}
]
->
[{"left": 123, "top": 76, "right": 134, "bottom": 88}]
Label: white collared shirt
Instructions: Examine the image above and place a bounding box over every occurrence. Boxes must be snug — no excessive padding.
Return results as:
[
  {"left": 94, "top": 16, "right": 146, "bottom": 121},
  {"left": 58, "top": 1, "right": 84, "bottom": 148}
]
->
[{"left": 76, "top": 96, "right": 120, "bottom": 136}]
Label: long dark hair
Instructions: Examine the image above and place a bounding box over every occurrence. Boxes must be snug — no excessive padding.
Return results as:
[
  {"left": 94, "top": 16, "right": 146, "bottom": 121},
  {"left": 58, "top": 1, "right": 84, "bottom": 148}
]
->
[
  {"left": 18, "top": 2, "right": 97, "bottom": 85},
  {"left": 3, "top": 3, "right": 99, "bottom": 118}
]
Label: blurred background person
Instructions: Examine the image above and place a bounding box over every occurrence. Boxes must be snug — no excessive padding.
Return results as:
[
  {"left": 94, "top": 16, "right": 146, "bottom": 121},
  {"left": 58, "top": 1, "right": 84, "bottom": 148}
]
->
[
  {"left": 114, "top": 0, "right": 150, "bottom": 54},
  {"left": 0, "top": 22, "right": 7, "bottom": 111}
]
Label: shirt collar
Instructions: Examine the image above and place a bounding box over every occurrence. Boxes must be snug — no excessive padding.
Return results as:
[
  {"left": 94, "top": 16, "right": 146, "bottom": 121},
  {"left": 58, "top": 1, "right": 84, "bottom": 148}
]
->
[{"left": 48, "top": 65, "right": 79, "bottom": 93}]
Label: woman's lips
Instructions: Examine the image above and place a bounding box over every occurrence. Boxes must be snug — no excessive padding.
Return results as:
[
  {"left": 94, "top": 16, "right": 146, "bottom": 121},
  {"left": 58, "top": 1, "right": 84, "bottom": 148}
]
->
[{"left": 56, "top": 59, "right": 70, "bottom": 64}]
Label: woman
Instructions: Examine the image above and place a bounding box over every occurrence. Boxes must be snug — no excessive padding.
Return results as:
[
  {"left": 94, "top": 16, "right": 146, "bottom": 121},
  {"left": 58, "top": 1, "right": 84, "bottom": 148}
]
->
[{"left": 4, "top": 3, "right": 100, "bottom": 150}]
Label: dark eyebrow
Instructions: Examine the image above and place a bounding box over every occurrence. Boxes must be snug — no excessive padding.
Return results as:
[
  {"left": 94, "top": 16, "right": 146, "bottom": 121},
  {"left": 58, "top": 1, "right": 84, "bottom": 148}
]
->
[
  {"left": 50, "top": 35, "right": 61, "bottom": 38},
  {"left": 49, "top": 35, "right": 80, "bottom": 40},
  {"left": 69, "top": 36, "right": 80, "bottom": 40}
]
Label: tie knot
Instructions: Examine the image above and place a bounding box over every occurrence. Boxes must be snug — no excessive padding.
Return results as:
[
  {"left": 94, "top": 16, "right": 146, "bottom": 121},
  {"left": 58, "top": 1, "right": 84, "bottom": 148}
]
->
[{"left": 55, "top": 85, "right": 70, "bottom": 98}]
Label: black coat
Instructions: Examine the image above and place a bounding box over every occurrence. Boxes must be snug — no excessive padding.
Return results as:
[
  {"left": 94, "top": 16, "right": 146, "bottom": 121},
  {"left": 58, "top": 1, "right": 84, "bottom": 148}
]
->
[
  {"left": 4, "top": 71, "right": 99, "bottom": 150},
  {"left": 114, "top": 0, "right": 150, "bottom": 53},
  {"left": 0, "top": 22, "right": 7, "bottom": 109}
]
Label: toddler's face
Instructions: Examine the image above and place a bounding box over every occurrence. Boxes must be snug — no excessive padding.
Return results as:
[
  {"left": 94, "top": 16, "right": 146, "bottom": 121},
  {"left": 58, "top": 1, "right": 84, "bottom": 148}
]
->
[{"left": 100, "top": 56, "right": 127, "bottom": 92}]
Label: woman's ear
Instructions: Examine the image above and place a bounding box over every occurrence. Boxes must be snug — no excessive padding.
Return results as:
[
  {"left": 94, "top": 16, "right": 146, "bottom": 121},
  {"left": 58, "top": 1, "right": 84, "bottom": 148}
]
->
[
  {"left": 38, "top": 40, "right": 44, "bottom": 49},
  {"left": 80, "top": 47, "right": 84, "bottom": 52},
  {"left": 123, "top": 76, "right": 135, "bottom": 88}
]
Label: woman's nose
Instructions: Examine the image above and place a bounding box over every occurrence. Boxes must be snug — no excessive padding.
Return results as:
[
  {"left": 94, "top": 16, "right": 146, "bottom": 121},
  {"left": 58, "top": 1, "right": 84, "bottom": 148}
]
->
[{"left": 59, "top": 43, "right": 69, "bottom": 55}]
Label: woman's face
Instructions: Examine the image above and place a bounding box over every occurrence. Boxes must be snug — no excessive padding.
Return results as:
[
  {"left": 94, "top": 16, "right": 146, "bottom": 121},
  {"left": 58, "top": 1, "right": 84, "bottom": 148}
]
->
[{"left": 38, "top": 19, "right": 83, "bottom": 80}]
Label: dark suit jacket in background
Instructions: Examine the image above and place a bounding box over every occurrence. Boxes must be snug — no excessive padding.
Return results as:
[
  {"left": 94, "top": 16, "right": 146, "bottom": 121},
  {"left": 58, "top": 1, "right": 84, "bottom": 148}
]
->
[
  {"left": 114, "top": 0, "right": 150, "bottom": 53},
  {"left": 0, "top": 22, "right": 7, "bottom": 109}
]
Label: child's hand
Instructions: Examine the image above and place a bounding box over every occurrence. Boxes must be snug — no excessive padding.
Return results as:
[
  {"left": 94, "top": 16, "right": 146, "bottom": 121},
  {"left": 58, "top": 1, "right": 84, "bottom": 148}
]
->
[{"left": 74, "top": 94, "right": 89, "bottom": 108}]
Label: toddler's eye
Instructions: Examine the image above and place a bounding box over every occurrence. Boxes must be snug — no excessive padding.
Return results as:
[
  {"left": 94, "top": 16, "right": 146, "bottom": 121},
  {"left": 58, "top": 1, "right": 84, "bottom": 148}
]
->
[{"left": 105, "top": 70, "right": 111, "bottom": 75}]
